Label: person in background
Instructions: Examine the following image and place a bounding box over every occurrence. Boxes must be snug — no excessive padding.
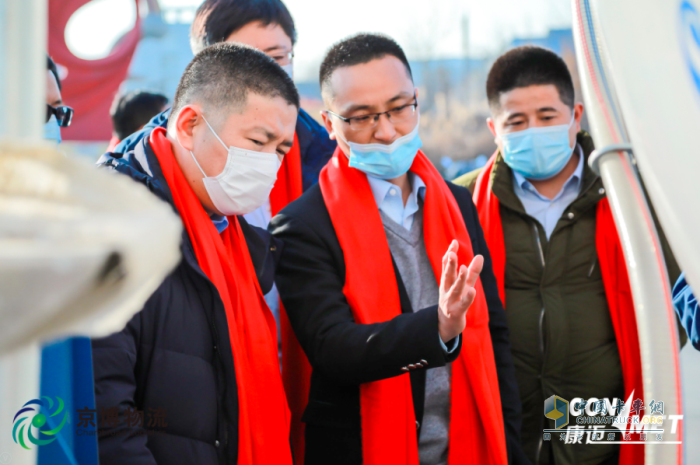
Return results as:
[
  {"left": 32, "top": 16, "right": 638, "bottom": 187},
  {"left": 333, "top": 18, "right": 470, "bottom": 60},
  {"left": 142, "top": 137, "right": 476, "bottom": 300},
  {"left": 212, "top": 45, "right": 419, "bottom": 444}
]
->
[
  {"left": 673, "top": 273, "right": 700, "bottom": 350},
  {"left": 108, "top": 90, "right": 168, "bottom": 151},
  {"left": 92, "top": 44, "right": 298, "bottom": 465},
  {"left": 46, "top": 56, "right": 73, "bottom": 143},
  {"left": 453, "top": 46, "right": 683, "bottom": 465},
  {"left": 103, "top": 0, "right": 336, "bottom": 368},
  {"left": 270, "top": 33, "right": 526, "bottom": 465}
]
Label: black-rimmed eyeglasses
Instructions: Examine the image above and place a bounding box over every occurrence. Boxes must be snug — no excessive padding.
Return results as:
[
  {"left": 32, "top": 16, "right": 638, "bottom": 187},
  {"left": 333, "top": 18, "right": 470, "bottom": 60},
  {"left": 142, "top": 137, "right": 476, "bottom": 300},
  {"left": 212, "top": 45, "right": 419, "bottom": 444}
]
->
[
  {"left": 269, "top": 50, "right": 294, "bottom": 66},
  {"left": 326, "top": 97, "right": 418, "bottom": 131},
  {"left": 46, "top": 104, "right": 74, "bottom": 128}
]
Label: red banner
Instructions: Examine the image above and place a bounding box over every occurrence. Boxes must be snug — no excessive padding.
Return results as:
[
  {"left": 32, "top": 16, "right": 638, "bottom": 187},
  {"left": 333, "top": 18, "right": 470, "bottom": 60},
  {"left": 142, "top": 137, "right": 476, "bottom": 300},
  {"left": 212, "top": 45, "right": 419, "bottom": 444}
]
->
[{"left": 48, "top": 0, "right": 141, "bottom": 141}]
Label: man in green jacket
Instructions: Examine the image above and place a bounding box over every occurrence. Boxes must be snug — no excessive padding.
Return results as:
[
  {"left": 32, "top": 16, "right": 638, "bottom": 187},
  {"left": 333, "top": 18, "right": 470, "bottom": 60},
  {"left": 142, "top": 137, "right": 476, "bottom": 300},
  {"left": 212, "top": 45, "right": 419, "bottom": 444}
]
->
[{"left": 454, "top": 46, "right": 682, "bottom": 465}]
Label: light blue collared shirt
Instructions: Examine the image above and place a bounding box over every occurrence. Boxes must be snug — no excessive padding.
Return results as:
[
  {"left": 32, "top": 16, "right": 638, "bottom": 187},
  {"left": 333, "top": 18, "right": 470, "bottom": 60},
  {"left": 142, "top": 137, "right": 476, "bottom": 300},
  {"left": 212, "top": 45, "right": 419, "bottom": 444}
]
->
[
  {"left": 210, "top": 214, "right": 229, "bottom": 234},
  {"left": 366, "top": 173, "right": 459, "bottom": 353},
  {"left": 512, "top": 145, "right": 584, "bottom": 239},
  {"left": 367, "top": 172, "right": 426, "bottom": 231}
]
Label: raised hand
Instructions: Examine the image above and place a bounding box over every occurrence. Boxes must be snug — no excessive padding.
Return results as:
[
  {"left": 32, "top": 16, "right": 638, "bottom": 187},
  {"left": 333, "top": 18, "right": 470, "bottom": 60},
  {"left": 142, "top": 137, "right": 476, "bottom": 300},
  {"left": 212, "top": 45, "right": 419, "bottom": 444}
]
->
[{"left": 437, "top": 240, "right": 484, "bottom": 343}]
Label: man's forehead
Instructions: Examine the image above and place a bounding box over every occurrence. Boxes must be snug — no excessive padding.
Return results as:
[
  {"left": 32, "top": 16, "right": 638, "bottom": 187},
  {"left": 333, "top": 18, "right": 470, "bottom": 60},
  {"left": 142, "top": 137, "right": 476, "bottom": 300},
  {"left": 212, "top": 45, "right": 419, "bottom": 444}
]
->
[
  {"left": 226, "top": 21, "right": 291, "bottom": 52},
  {"left": 498, "top": 84, "right": 564, "bottom": 110},
  {"left": 222, "top": 94, "right": 296, "bottom": 138},
  {"left": 326, "top": 56, "right": 413, "bottom": 108}
]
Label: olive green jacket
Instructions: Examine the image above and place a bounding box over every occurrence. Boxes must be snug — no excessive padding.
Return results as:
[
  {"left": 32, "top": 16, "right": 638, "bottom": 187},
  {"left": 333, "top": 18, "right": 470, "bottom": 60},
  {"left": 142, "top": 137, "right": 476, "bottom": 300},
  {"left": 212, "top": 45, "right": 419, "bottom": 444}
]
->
[{"left": 454, "top": 133, "right": 683, "bottom": 465}]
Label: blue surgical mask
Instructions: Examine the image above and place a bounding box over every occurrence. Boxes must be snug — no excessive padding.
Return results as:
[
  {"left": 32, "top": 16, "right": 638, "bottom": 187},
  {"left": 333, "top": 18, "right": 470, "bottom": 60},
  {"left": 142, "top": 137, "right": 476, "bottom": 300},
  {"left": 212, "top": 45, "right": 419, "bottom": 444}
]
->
[
  {"left": 44, "top": 114, "right": 62, "bottom": 145},
  {"left": 336, "top": 118, "right": 423, "bottom": 180},
  {"left": 498, "top": 115, "right": 575, "bottom": 180},
  {"left": 281, "top": 63, "right": 294, "bottom": 80}
]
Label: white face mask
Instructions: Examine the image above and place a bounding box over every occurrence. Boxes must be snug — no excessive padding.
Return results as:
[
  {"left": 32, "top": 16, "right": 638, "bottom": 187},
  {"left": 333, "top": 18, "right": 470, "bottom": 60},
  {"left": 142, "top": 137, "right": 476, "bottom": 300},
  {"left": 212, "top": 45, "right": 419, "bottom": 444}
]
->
[{"left": 189, "top": 115, "right": 282, "bottom": 216}]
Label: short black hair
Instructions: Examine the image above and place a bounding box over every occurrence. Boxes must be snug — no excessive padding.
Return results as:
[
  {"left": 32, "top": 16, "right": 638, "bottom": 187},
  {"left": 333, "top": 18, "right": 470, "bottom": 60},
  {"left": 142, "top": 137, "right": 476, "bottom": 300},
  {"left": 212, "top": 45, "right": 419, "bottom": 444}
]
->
[
  {"left": 486, "top": 46, "right": 574, "bottom": 111},
  {"left": 110, "top": 90, "right": 169, "bottom": 140},
  {"left": 319, "top": 33, "right": 413, "bottom": 99},
  {"left": 47, "top": 55, "right": 61, "bottom": 91},
  {"left": 190, "top": 0, "right": 296, "bottom": 54},
  {"left": 169, "top": 42, "right": 299, "bottom": 130}
]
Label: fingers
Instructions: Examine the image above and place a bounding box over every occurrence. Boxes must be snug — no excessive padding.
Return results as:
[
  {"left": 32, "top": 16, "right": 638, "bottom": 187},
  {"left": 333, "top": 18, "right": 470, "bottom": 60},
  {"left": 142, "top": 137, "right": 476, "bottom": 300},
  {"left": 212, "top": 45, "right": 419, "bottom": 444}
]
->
[
  {"left": 464, "top": 255, "right": 484, "bottom": 289},
  {"left": 446, "top": 264, "right": 468, "bottom": 307},
  {"left": 440, "top": 240, "right": 460, "bottom": 292},
  {"left": 447, "top": 255, "right": 484, "bottom": 314},
  {"left": 460, "top": 287, "right": 477, "bottom": 309},
  {"left": 448, "top": 239, "right": 459, "bottom": 255},
  {"left": 449, "top": 255, "right": 483, "bottom": 298}
]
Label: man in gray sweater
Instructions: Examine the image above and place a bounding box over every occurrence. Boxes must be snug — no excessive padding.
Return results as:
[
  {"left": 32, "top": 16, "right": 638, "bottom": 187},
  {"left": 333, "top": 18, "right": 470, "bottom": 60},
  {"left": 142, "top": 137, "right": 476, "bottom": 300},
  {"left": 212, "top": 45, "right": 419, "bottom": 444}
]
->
[{"left": 269, "top": 33, "right": 527, "bottom": 465}]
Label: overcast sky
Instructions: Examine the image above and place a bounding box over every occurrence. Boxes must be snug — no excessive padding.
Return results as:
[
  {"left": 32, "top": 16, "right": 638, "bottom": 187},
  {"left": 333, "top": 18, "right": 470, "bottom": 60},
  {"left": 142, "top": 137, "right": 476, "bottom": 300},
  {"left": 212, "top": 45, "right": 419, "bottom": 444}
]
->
[{"left": 67, "top": 0, "right": 572, "bottom": 81}]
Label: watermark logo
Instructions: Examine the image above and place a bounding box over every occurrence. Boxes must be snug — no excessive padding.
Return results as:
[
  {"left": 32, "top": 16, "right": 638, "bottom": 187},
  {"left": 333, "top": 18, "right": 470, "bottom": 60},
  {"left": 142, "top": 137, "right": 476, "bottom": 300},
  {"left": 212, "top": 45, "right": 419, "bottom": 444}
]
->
[
  {"left": 544, "top": 395, "right": 569, "bottom": 429},
  {"left": 541, "top": 392, "right": 683, "bottom": 445},
  {"left": 12, "top": 397, "right": 68, "bottom": 449},
  {"left": 680, "top": 1, "right": 700, "bottom": 97}
]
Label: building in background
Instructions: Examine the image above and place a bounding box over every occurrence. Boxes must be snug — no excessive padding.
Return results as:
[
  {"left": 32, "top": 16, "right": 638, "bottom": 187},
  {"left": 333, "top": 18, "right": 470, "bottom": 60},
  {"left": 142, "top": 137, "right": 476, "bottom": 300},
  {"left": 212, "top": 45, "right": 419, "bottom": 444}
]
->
[
  {"left": 80, "top": 6, "right": 579, "bottom": 171},
  {"left": 293, "top": 28, "right": 579, "bottom": 174},
  {"left": 121, "top": 8, "right": 195, "bottom": 98}
]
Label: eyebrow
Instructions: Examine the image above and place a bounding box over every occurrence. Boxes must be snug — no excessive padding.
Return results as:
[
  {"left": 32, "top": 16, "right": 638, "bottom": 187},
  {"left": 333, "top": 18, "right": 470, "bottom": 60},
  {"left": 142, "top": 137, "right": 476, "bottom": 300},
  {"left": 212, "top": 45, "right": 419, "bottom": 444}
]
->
[
  {"left": 250, "top": 127, "right": 293, "bottom": 148},
  {"left": 343, "top": 91, "right": 415, "bottom": 115},
  {"left": 51, "top": 99, "right": 62, "bottom": 106},
  {"left": 262, "top": 45, "right": 288, "bottom": 54},
  {"left": 505, "top": 112, "right": 527, "bottom": 122}
]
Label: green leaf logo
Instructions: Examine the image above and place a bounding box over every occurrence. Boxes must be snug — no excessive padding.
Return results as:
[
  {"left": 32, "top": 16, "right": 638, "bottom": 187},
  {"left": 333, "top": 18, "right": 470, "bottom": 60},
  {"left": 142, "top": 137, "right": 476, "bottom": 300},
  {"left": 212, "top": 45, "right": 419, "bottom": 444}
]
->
[{"left": 12, "top": 397, "right": 68, "bottom": 449}]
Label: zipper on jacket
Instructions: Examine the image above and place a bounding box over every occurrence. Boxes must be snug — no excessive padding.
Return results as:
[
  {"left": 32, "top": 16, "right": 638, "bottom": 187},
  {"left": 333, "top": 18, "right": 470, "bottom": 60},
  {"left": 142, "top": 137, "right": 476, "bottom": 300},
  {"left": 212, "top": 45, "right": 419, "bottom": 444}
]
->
[
  {"left": 587, "top": 251, "right": 598, "bottom": 278},
  {"left": 532, "top": 222, "right": 547, "bottom": 465},
  {"left": 185, "top": 242, "right": 230, "bottom": 458}
]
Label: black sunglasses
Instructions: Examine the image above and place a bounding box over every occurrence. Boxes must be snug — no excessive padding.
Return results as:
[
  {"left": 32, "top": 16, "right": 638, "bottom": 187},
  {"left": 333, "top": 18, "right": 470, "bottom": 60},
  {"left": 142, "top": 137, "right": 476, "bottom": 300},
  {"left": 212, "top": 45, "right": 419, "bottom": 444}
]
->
[{"left": 46, "top": 104, "right": 74, "bottom": 128}]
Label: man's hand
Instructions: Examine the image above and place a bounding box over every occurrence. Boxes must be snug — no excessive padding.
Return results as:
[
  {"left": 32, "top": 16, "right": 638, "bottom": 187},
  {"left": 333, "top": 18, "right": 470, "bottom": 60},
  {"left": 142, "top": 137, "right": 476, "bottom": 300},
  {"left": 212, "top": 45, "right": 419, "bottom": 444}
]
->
[{"left": 438, "top": 240, "right": 484, "bottom": 343}]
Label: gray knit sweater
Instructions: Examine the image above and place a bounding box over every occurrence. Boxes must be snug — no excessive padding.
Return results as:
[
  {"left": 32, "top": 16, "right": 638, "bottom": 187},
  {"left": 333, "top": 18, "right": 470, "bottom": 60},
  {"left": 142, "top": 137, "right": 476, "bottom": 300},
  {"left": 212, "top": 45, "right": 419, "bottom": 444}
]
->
[{"left": 380, "top": 206, "right": 451, "bottom": 465}]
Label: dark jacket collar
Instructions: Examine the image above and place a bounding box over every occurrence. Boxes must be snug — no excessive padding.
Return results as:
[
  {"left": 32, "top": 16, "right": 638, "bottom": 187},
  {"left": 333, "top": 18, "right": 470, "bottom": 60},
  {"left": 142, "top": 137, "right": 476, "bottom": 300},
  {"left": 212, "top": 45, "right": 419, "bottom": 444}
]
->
[
  {"left": 98, "top": 134, "right": 175, "bottom": 208},
  {"left": 97, "top": 136, "right": 210, "bottom": 274}
]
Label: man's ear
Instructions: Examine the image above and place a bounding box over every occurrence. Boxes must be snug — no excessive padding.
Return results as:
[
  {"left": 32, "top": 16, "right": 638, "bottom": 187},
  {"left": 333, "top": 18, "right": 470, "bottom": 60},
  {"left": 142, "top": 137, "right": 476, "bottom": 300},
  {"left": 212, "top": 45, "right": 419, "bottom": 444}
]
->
[
  {"left": 487, "top": 117, "right": 497, "bottom": 139},
  {"left": 173, "top": 105, "right": 202, "bottom": 152},
  {"left": 320, "top": 110, "right": 336, "bottom": 141},
  {"left": 574, "top": 103, "right": 584, "bottom": 132}
]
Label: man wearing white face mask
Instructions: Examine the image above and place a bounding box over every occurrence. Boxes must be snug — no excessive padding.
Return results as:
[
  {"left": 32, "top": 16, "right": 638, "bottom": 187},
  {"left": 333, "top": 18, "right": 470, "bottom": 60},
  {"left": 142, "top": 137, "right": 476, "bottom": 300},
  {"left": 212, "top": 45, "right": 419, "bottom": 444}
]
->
[
  {"left": 104, "top": 0, "right": 336, "bottom": 376},
  {"left": 92, "top": 43, "right": 298, "bottom": 465},
  {"left": 454, "top": 46, "right": 683, "bottom": 465},
  {"left": 269, "top": 34, "right": 525, "bottom": 465}
]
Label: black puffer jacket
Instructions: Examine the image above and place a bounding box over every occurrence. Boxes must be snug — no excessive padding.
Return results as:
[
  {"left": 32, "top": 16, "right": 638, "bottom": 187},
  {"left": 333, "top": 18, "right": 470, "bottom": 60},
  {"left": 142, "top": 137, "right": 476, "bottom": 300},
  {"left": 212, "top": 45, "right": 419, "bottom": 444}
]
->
[{"left": 92, "top": 136, "right": 281, "bottom": 465}]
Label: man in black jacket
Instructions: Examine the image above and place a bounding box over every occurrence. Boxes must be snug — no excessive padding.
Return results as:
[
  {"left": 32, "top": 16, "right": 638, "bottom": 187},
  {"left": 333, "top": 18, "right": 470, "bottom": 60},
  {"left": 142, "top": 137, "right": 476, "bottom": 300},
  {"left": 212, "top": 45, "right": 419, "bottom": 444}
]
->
[
  {"left": 109, "top": 0, "right": 336, "bottom": 360},
  {"left": 92, "top": 44, "right": 299, "bottom": 465},
  {"left": 269, "top": 34, "right": 528, "bottom": 465}
]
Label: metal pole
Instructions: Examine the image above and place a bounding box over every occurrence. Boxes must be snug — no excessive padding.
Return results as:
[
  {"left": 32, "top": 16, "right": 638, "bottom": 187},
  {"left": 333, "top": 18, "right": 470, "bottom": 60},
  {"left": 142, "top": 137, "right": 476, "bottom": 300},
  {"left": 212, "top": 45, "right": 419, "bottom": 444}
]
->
[
  {"left": 572, "top": 1, "right": 683, "bottom": 464},
  {"left": 0, "top": 0, "right": 47, "bottom": 463},
  {"left": 0, "top": 0, "right": 46, "bottom": 141}
]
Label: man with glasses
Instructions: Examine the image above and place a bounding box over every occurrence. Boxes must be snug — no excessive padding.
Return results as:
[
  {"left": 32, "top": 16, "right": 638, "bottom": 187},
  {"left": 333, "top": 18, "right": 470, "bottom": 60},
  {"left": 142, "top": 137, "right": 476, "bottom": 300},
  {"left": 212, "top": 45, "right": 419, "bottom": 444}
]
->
[
  {"left": 269, "top": 33, "right": 526, "bottom": 465},
  {"left": 45, "top": 56, "right": 73, "bottom": 143}
]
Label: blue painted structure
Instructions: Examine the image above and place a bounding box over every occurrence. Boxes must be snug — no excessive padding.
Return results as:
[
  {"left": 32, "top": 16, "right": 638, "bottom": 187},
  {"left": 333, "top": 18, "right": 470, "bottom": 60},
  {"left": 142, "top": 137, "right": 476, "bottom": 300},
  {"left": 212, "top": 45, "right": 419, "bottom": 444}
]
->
[{"left": 38, "top": 338, "right": 98, "bottom": 465}]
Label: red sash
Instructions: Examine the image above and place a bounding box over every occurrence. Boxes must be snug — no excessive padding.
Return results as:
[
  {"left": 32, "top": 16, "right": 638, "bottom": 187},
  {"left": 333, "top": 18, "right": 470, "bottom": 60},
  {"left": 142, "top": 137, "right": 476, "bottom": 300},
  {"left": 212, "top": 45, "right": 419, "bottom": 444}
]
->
[
  {"left": 310, "top": 147, "right": 508, "bottom": 465},
  {"left": 270, "top": 134, "right": 303, "bottom": 216},
  {"left": 271, "top": 135, "right": 314, "bottom": 464},
  {"left": 473, "top": 153, "right": 644, "bottom": 464},
  {"left": 149, "top": 128, "right": 293, "bottom": 464}
]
